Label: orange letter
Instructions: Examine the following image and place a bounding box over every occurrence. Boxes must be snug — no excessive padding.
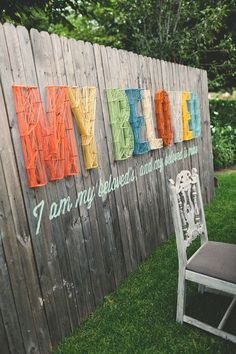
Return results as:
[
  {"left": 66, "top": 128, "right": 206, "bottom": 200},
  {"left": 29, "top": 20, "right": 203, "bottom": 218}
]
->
[
  {"left": 155, "top": 90, "right": 173, "bottom": 146},
  {"left": 12, "top": 85, "right": 47, "bottom": 188},
  {"left": 46, "top": 86, "right": 79, "bottom": 179}
]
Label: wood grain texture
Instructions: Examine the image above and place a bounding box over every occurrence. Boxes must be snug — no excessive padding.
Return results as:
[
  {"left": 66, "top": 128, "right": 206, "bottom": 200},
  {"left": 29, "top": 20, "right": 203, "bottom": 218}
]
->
[{"left": 0, "top": 22, "right": 214, "bottom": 353}]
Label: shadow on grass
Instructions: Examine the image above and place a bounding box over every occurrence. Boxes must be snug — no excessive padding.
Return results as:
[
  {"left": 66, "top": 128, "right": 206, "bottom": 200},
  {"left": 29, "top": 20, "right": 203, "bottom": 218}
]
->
[{"left": 186, "top": 285, "right": 235, "bottom": 335}]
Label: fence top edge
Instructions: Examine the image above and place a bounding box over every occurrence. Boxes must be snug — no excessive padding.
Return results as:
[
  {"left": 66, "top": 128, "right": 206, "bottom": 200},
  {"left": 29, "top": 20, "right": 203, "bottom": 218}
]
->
[{"left": 0, "top": 21, "right": 207, "bottom": 74}]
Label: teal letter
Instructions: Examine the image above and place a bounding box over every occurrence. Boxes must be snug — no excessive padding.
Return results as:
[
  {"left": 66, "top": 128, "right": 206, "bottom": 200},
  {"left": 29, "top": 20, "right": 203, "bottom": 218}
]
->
[{"left": 33, "top": 200, "right": 45, "bottom": 235}]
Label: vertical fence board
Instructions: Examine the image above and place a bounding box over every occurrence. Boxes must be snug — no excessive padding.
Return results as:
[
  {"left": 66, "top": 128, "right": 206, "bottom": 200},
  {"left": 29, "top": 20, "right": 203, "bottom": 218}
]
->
[
  {"left": 0, "top": 23, "right": 53, "bottom": 353},
  {"left": 114, "top": 48, "right": 144, "bottom": 263},
  {"left": 60, "top": 36, "right": 97, "bottom": 318},
  {"left": 68, "top": 39, "right": 109, "bottom": 302},
  {"left": 0, "top": 236, "right": 24, "bottom": 354},
  {"left": 0, "top": 308, "right": 10, "bottom": 354},
  {"left": 93, "top": 44, "right": 134, "bottom": 274}
]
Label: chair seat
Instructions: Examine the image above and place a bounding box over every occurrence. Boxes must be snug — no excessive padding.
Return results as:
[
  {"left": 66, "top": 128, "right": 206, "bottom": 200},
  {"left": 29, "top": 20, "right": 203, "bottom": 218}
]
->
[{"left": 187, "top": 241, "right": 236, "bottom": 284}]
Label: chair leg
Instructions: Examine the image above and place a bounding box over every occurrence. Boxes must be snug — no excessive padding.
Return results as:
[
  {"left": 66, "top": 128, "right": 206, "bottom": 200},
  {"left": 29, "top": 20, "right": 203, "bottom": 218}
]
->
[
  {"left": 176, "top": 270, "right": 186, "bottom": 324},
  {"left": 198, "top": 284, "right": 205, "bottom": 294}
]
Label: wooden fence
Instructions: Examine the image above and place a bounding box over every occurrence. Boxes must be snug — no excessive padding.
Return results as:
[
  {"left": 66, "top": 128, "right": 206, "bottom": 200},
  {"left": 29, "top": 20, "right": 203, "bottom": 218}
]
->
[{"left": 0, "top": 22, "right": 214, "bottom": 354}]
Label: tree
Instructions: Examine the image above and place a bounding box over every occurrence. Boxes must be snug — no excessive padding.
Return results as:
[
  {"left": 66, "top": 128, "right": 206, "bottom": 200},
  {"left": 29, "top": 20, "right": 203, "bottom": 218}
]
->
[
  {"left": 1, "top": 0, "right": 235, "bottom": 91},
  {"left": 0, "top": 0, "right": 76, "bottom": 31},
  {"left": 58, "top": 0, "right": 235, "bottom": 91}
]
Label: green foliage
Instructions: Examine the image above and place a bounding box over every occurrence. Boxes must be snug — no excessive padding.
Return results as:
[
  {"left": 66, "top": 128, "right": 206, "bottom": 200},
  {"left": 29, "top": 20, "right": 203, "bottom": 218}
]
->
[
  {"left": 210, "top": 99, "right": 236, "bottom": 169},
  {"left": 210, "top": 99, "right": 236, "bottom": 128},
  {"left": 49, "top": 15, "right": 121, "bottom": 45},
  {"left": 0, "top": 1, "right": 236, "bottom": 91},
  {"left": 211, "top": 125, "right": 236, "bottom": 169},
  {"left": 54, "top": 172, "right": 236, "bottom": 354},
  {"left": 0, "top": 0, "right": 76, "bottom": 31},
  {"left": 65, "top": 0, "right": 236, "bottom": 91}
]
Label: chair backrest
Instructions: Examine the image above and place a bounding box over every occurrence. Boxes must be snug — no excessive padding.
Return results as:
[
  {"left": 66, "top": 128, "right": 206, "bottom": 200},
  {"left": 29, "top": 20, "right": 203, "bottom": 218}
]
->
[{"left": 168, "top": 168, "right": 208, "bottom": 265}]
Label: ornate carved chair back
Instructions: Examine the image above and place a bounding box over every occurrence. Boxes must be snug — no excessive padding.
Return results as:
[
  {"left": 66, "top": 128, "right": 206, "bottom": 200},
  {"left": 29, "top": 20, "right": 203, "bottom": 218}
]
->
[
  {"left": 168, "top": 168, "right": 236, "bottom": 343},
  {"left": 168, "top": 168, "right": 208, "bottom": 266}
]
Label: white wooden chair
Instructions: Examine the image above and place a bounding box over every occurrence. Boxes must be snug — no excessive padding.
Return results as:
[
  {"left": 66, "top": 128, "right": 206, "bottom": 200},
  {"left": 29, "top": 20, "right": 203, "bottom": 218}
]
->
[{"left": 168, "top": 168, "right": 236, "bottom": 343}]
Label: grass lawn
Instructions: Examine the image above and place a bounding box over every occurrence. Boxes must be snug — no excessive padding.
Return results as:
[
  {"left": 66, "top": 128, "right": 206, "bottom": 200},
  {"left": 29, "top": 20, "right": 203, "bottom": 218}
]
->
[{"left": 54, "top": 171, "right": 236, "bottom": 354}]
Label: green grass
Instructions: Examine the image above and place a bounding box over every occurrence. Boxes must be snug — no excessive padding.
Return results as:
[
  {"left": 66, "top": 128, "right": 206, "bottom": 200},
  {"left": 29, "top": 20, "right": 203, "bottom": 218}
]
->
[{"left": 54, "top": 172, "right": 236, "bottom": 354}]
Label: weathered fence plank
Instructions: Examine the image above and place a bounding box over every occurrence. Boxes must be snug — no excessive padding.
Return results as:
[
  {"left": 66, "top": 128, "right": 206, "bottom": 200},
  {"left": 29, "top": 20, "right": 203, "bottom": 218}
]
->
[
  {"left": 69, "top": 39, "right": 109, "bottom": 302},
  {"left": 60, "top": 36, "right": 97, "bottom": 318},
  {"left": 93, "top": 44, "right": 134, "bottom": 275},
  {"left": 0, "top": 308, "right": 10, "bottom": 354},
  {"left": 0, "top": 23, "right": 52, "bottom": 353}
]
